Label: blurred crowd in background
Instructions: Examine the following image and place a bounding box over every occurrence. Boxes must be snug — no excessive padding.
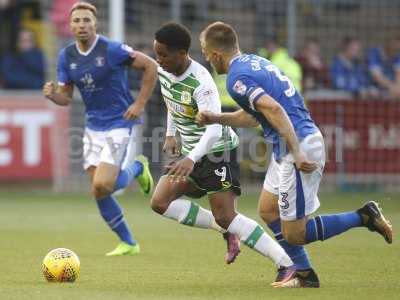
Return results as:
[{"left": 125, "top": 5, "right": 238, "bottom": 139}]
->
[
  {"left": 1, "top": 0, "right": 400, "bottom": 101},
  {"left": 1, "top": 0, "right": 400, "bottom": 190}
]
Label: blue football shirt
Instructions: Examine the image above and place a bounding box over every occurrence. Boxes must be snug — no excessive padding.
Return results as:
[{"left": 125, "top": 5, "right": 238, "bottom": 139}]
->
[
  {"left": 367, "top": 47, "right": 400, "bottom": 83},
  {"left": 57, "top": 35, "right": 141, "bottom": 131},
  {"left": 226, "top": 54, "right": 317, "bottom": 159}
]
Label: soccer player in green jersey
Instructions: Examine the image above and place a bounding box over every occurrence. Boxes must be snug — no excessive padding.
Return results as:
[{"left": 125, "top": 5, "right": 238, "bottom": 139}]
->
[{"left": 150, "top": 22, "right": 298, "bottom": 284}]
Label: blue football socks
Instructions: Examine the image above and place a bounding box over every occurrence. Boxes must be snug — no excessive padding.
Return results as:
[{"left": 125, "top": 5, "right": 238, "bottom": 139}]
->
[
  {"left": 113, "top": 160, "right": 144, "bottom": 191},
  {"left": 268, "top": 219, "right": 312, "bottom": 270},
  {"left": 96, "top": 195, "right": 136, "bottom": 245},
  {"left": 305, "top": 212, "right": 362, "bottom": 243}
]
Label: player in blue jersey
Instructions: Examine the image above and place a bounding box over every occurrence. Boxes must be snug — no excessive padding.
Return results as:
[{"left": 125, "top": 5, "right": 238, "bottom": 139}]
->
[
  {"left": 197, "top": 22, "right": 393, "bottom": 288},
  {"left": 43, "top": 2, "right": 157, "bottom": 256}
]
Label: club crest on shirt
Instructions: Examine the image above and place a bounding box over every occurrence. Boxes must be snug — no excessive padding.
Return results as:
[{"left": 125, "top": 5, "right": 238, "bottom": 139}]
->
[
  {"left": 233, "top": 80, "right": 247, "bottom": 95},
  {"left": 95, "top": 56, "right": 105, "bottom": 67},
  {"left": 180, "top": 90, "right": 192, "bottom": 104},
  {"left": 70, "top": 63, "right": 77, "bottom": 70}
]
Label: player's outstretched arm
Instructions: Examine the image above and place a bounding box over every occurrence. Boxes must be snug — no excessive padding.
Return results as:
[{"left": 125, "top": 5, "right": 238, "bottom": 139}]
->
[
  {"left": 124, "top": 52, "right": 158, "bottom": 119},
  {"left": 43, "top": 81, "right": 73, "bottom": 106},
  {"left": 254, "top": 94, "right": 317, "bottom": 173},
  {"left": 196, "top": 109, "right": 258, "bottom": 128}
]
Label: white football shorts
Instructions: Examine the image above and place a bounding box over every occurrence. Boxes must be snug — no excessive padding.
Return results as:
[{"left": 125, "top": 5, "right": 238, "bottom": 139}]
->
[
  {"left": 263, "top": 130, "right": 325, "bottom": 221},
  {"left": 82, "top": 125, "right": 141, "bottom": 170}
]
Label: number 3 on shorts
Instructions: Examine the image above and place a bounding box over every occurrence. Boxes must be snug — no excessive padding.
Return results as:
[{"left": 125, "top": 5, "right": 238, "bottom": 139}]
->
[{"left": 280, "top": 192, "right": 290, "bottom": 209}]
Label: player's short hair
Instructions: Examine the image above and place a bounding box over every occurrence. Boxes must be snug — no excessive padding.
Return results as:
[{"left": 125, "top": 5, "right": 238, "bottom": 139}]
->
[
  {"left": 70, "top": 1, "right": 97, "bottom": 17},
  {"left": 155, "top": 22, "right": 191, "bottom": 52},
  {"left": 201, "top": 22, "right": 239, "bottom": 53}
]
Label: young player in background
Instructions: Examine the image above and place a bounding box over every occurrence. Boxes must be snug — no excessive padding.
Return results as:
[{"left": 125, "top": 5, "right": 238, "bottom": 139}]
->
[
  {"left": 43, "top": 2, "right": 157, "bottom": 256},
  {"left": 198, "top": 21, "right": 393, "bottom": 288},
  {"left": 151, "top": 22, "right": 299, "bottom": 284}
]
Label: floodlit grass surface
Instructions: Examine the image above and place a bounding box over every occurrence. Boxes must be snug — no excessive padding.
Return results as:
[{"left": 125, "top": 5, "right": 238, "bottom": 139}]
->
[{"left": 0, "top": 190, "right": 399, "bottom": 300}]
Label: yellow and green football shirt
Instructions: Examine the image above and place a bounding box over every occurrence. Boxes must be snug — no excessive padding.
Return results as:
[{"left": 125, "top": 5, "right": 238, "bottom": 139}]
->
[{"left": 158, "top": 59, "right": 239, "bottom": 156}]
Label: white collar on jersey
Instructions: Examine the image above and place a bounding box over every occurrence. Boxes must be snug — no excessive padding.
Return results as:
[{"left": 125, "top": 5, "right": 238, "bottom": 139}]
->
[{"left": 75, "top": 34, "right": 99, "bottom": 56}]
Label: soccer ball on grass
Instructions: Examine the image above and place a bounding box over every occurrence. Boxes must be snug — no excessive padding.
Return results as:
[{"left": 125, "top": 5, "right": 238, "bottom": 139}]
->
[{"left": 42, "top": 248, "right": 80, "bottom": 282}]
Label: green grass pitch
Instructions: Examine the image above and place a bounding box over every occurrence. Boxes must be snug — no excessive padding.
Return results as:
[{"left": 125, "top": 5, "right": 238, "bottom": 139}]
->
[{"left": 0, "top": 190, "right": 399, "bottom": 299}]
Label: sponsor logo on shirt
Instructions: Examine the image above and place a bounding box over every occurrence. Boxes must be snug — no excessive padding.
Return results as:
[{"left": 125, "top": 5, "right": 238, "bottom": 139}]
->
[
  {"left": 167, "top": 100, "right": 185, "bottom": 113},
  {"left": 233, "top": 80, "right": 247, "bottom": 96},
  {"left": 166, "top": 99, "right": 195, "bottom": 117},
  {"left": 80, "top": 73, "right": 96, "bottom": 90}
]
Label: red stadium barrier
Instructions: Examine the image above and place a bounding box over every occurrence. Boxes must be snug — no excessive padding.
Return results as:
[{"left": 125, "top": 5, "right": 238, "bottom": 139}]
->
[
  {"left": 308, "top": 99, "right": 400, "bottom": 175},
  {"left": 1, "top": 94, "right": 398, "bottom": 184},
  {"left": 0, "top": 94, "right": 69, "bottom": 180}
]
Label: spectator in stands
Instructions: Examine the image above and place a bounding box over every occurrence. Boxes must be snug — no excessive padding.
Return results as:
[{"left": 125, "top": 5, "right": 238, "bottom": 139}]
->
[
  {"left": 258, "top": 38, "right": 303, "bottom": 92},
  {"left": 0, "top": 0, "right": 21, "bottom": 87},
  {"left": 0, "top": 0, "right": 21, "bottom": 55},
  {"left": 0, "top": 29, "right": 45, "bottom": 89},
  {"left": 50, "top": 0, "right": 77, "bottom": 49},
  {"left": 367, "top": 36, "right": 400, "bottom": 99},
  {"left": 296, "top": 39, "right": 329, "bottom": 91},
  {"left": 330, "top": 37, "right": 376, "bottom": 97}
]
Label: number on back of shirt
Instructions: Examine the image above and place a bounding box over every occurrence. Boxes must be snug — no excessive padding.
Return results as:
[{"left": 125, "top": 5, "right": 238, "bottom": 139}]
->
[{"left": 265, "top": 65, "right": 296, "bottom": 97}]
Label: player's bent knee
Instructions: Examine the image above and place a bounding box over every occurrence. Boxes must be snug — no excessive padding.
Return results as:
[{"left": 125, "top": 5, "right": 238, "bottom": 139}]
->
[
  {"left": 281, "top": 218, "right": 308, "bottom": 245},
  {"left": 258, "top": 209, "right": 279, "bottom": 225},
  {"left": 92, "top": 180, "right": 113, "bottom": 199},
  {"left": 214, "top": 211, "right": 235, "bottom": 229},
  {"left": 282, "top": 230, "right": 307, "bottom": 245},
  {"left": 257, "top": 193, "right": 280, "bottom": 224},
  {"left": 214, "top": 217, "right": 231, "bottom": 230}
]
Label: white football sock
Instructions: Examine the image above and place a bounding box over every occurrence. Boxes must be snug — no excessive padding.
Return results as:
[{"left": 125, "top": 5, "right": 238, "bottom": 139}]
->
[
  {"left": 163, "top": 199, "right": 225, "bottom": 233},
  {"left": 227, "top": 214, "right": 293, "bottom": 267}
]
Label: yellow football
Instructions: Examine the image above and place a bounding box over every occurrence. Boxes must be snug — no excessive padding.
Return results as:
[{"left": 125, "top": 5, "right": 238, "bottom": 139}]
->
[{"left": 42, "top": 248, "right": 80, "bottom": 282}]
